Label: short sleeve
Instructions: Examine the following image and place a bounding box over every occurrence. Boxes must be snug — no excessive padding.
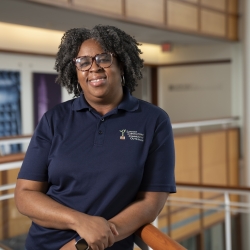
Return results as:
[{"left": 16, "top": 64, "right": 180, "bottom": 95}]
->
[
  {"left": 139, "top": 115, "right": 176, "bottom": 193},
  {"left": 17, "top": 114, "right": 52, "bottom": 181}
]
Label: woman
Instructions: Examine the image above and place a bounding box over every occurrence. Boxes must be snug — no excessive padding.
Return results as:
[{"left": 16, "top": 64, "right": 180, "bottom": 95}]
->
[{"left": 15, "top": 25, "right": 176, "bottom": 250}]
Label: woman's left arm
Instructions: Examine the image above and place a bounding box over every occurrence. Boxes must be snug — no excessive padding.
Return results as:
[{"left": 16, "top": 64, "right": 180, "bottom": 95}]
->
[{"left": 108, "top": 191, "right": 169, "bottom": 242}]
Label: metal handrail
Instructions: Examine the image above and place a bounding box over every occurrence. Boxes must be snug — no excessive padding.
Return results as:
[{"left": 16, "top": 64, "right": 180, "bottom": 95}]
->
[
  {"left": 171, "top": 182, "right": 250, "bottom": 250},
  {"left": 0, "top": 134, "right": 32, "bottom": 146},
  {"left": 172, "top": 116, "right": 239, "bottom": 130},
  {"left": 0, "top": 116, "right": 240, "bottom": 148},
  {"left": 0, "top": 118, "right": 242, "bottom": 250}
]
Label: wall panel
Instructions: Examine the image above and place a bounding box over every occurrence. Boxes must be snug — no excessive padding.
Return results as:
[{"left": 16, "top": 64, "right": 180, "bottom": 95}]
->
[
  {"left": 228, "top": 129, "right": 239, "bottom": 202},
  {"left": 169, "top": 189, "right": 201, "bottom": 240},
  {"left": 0, "top": 172, "right": 2, "bottom": 239},
  {"left": 174, "top": 135, "right": 200, "bottom": 183},
  {"left": 201, "top": 0, "right": 226, "bottom": 11},
  {"left": 126, "top": 0, "right": 165, "bottom": 24},
  {"left": 201, "top": 131, "right": 227, "bottom": 185},
  {"left": 228, "top": 15, "right": 238, "bottom": 40},
  {"left": 228, "top": 0, "right": 238, "bottom": 14},
  {"left": 201, "top": 10, "right": 226, "bottom": 37},
  {"left": 7, "top": 169, "right": 31, "bottom": 238},
  {"left": 73, "top": 0, "right": 123, "bottom": 15},
  {"left": 171, "top": 208, "right": 201, "bottom": 240},
  {"left": 167, "top": 0, "right": 198, "bottom": 31},
  {"left": 28, "top": 0, "right": 239, "bottom": 41},
  {"left": 203, "top": 210, "right": 225, "bottom": 228},
  {"left": 54, "top": 0, "right": 68, "bottom": 2},
  {"left": 182, "top": 0, "right": 198, "bottom": 4}
]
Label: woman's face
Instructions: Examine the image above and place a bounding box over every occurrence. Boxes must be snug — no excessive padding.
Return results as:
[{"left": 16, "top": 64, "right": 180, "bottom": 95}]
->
[{"left": 75, "top": 39, "right": 123, "bottom": 106}]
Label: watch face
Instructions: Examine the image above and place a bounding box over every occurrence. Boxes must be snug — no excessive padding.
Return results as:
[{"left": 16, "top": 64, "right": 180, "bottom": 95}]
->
[{"left": 75, "top": 238, "right": 89, "bottom": 250}]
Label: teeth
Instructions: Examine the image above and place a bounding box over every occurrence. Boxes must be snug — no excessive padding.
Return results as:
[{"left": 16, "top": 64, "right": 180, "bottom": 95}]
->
[{"left": 90, "top": 78, "right": 104, "bottom": 82}]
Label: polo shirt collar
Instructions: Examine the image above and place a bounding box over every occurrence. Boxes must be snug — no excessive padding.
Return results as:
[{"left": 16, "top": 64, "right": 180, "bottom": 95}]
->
[
  {"left": 72, "top": 93, "right": 90, "bottom": 111},
  {"left": 117, "top": 87, "right": 139, "bottom": 112},
  {"left": 72, "top": 87, "right": 139, "bottom": 112}
]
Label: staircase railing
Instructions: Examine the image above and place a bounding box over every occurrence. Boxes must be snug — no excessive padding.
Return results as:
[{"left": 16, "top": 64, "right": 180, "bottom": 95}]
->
[
  {"left": 135, "top": 224, "right": 187, "bottom": 250},
  {"left": 0, "top": 135, "right": 187, "bottom": 250}
]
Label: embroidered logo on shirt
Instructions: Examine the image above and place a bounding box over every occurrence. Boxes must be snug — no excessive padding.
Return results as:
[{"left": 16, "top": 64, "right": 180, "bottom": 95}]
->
[
  {"left": 119, "top": 129, "right": 126, "bottom": 140},
  {"left": 119, "top": 129, "right": 144, "bottom": 142}
]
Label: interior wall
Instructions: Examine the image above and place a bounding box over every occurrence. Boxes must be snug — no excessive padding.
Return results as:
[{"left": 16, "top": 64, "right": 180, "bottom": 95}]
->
[
  {"left": 0, "top": 52, "right": 72, "bottom": 135},
  {"left": 0, "top": 53, "right": 153, "bottom": 136},
  {"left": 158, "top": 63, "right": 231, "bottom": 121},
  {"left": 157, "top": 43, "right": 243, "bottom": 122},
  {"left": 132, "top": 66, "right": 151, "bottom": 102},
  {"left": 0, "top": 42, "right": 243, "bottom": 133}
]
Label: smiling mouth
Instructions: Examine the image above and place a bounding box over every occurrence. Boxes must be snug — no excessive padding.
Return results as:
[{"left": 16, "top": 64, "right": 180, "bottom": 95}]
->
[{"left": 89, "top": 78, "right": 106, "bottom": 83}]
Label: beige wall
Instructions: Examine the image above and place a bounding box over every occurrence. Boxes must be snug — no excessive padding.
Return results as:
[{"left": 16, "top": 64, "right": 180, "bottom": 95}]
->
[
  {"left": 157, "top": 43, "right": 243, "bottom": 122},
  {"left": 0, "top": 22, "right": 243, "bottom": 131},
  {"left": 158, "top": 63, "right": 232, "bottom": 121}
]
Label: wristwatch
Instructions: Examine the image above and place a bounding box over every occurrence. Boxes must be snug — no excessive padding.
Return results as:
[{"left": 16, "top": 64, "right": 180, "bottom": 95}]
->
[{"left": 75, "top": 235, "right": 89, "bottom": 250}]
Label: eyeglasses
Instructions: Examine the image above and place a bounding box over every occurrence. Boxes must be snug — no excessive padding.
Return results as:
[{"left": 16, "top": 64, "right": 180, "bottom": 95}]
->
[{"left": 73, "top": 52, "right": 114, "bottom": 72}]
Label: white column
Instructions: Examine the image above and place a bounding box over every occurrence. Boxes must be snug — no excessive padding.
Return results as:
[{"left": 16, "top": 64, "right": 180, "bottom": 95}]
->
[
  {"left": 224, "top": 193, "right": 232, "bottom": 250},
  {"left": 242, "top": 0, "right": 250, "bottom": 249}
]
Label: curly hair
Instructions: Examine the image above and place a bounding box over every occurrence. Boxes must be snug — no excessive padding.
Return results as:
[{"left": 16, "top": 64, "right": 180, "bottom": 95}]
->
[{"left": 55, "top": 25, "right": 144, "bottom": 97}]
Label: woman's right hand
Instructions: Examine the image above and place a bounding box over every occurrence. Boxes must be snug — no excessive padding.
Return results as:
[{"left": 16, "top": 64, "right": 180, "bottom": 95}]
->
[{"left": 75, "top": 214, "right": 119, "bottom": 250}]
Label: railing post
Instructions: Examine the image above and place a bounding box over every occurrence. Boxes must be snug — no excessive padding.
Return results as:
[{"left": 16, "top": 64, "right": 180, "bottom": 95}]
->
[
  {"left": 152, "top": 217, "right": 158, "bottom": 228},
  {"left": 224, "top": 192, "right": 232, "bottom": 250}
]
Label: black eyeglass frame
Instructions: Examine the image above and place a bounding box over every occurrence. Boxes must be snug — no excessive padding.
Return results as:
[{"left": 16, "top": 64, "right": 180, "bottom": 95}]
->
[{"left": 73, "top": 52, "right": 115, "bottom": 72}]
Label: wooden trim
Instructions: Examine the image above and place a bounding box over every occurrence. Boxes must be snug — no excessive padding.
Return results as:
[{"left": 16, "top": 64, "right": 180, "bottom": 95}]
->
[
  {"left": 199, "top": 133, "right": 203, "bottom": 184},
  {"left": 0, "top": 153, "right": 26, "bottom": 164},
  {"left": 176, "top": 182, "right": 250, "bottom": 192},
  {"left": 151, "top": 67, "right": 158, "bottom": 106},
  {"left": 166, "top": 0, "right": 238, "bottom": 15},
  {"left": 162, "top": 23, "right": 237, "bottom": 40},
  {"left": 199, "top": 133, "right": 205, "bottom": 250},
  {"left": 197, "top": 0, "right": 202, "bottom": 32},
  {"left": 174, "top": 126, "right": 239, "bottom": 138},
  {"left": 66, "top": 0, "right": 124, "bottom": 20},
  {"left": 0, "top": 49, "right": 56, "bottom": 58},
  {"left": 158, "top": 59, "right": 231, "bottom": 67},
  {"left": 164, "top": 0, "right": 168, "bottom": 26},
  {"left": 226, "top": 130, "right": 230, "bottom": 185},
  {"left": 144, "top": 63, "right": 160, "bottom": 67},
  {"left": 0, "top": 134, "right": 32, "bottom": 141},
  {"left": 2, "top": 200, "right": 9, "bottom": 239},
  {"left": 225, "top": 0, "right": 229, "bottom": 38},
  {"left": 172, "top": 116, "right": 238, "bottom": 125},
  {"left": 200, "top": 4, "right": 233, "bottom": 15},
  {"left": 1, "top": 171, "right": 9, "bottom": 239},
  {"left": 121, "top": 0, "right": 126, "bottom": 17},
  {"left": 22, "top": 0, "right": 239, "bottom": 42}
]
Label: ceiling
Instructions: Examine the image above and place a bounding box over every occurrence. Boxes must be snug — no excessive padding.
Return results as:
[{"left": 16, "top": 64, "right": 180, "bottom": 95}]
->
[{"left": 0, "top": 0, "right": 232, "bottom": 46}]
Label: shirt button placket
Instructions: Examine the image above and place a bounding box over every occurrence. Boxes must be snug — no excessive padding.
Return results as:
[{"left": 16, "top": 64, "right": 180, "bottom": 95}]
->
[{"left": 94, "top": 117, "right": 105, "bottom": 145}]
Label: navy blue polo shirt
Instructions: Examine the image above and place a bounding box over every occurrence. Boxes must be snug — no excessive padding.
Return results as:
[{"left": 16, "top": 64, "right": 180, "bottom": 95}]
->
[{"left": 18, "top": 87, "right": 176, "bottom": 250}]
